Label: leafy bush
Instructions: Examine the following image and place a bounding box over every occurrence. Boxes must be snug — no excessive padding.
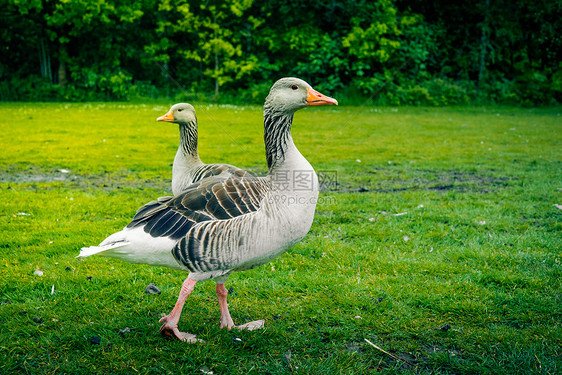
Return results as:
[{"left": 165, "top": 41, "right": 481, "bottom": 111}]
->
[
  {"left": 66, "top": 68, "right": 133, "bottom": 101},
  {"left": 423, "top": 79, "right": 473, "bottom": 105},
  {"left": 0, "top": 76, "right": 59, "bottom": 101},
  {"left": 1, "top": 0, "right": 560, "bottom": 105}
]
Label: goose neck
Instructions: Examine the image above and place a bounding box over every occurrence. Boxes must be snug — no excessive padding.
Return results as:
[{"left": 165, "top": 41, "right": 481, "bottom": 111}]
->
[
  {"left": 264, "top": 110, "right": 294, "bottom": 170},
  {"left": 178, "top": 122, "right": 199, "bottom": 158}
]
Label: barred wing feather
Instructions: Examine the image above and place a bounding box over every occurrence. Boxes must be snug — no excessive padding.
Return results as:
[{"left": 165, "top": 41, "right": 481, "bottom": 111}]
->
[{"left": 127, "top": 176, "right": 268, "bottom": 241}]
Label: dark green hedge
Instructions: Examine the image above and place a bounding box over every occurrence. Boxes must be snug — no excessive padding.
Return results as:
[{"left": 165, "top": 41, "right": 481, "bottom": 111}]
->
[{"left": 1, "top": 0, "right": 560, "bottom": 105}]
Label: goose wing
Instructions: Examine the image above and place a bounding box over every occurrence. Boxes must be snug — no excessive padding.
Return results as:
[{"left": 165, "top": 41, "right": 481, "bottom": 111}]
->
[
  {"left": 190, "top": 163, "right": 254, "bottom": 184},
  {"left": 126, "top": 175, "right": 268, "bottom": 240}
]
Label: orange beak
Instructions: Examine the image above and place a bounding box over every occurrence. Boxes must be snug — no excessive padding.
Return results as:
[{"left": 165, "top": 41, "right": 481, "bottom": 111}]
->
[
  {"left": 306, "top": 87, "right": 338, "bottom": 106},
  {"left": 157, "top": 109, "right": 174, "bottom": 122}
]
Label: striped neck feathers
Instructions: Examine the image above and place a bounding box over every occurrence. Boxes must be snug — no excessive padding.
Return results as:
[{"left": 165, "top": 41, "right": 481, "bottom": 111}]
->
[
  {"left": 264, "top": 107, "right": 294, "bottom": 170},
  {"left": 178, "top": 121, "right": 198, "bottom": 158}
]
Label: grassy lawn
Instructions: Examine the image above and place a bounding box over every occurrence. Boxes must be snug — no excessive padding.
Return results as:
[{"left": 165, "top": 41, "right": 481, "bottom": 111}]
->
[{"left": 0, "top": 102, "right": 560, "bottom": 374}]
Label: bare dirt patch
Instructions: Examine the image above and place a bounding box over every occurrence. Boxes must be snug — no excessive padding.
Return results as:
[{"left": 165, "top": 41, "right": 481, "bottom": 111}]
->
[
  {"left": 0, "top": 165, "right": 170, "bottom": 192},
  {"left": 1, "top": 165, "right": 516, "bottom": 195},
  {"left": 326, "top": 168, "right": 516, "bottom": 194}
]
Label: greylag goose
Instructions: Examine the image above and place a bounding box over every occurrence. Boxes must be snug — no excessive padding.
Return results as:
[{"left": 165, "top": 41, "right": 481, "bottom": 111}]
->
[
  {"left": 79, "top": 77, "right": 338, "bottom": 342},
  {"left": 157, "top": 103, "right": 252, "bottom": 195}
]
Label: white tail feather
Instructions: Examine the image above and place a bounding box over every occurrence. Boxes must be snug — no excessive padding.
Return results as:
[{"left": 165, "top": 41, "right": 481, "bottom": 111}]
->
[{"left": 78, "top": 241, "right": 129, "bottom": 258}]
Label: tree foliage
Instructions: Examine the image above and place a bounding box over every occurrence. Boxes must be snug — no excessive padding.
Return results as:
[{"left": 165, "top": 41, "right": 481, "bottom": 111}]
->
[{"left": 1, "top": 0, "right": 560, "bottom": 104}]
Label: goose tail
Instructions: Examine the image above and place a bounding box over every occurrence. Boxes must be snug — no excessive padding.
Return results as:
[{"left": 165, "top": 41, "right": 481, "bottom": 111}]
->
[{"left": 78, "top": 241, "right": 130, "bottom": 258}]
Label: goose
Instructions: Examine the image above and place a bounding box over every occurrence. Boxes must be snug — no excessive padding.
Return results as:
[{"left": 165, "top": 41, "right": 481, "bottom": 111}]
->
[
  {"left": 79, "top": 77, "right": 338, "bottom": 342},
  {"left": 157, "top": 103, "right": 252, "bottom": 195}
]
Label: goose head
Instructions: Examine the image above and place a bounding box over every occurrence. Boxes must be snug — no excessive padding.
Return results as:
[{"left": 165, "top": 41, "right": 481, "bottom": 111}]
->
[
  {"left": 263, "top": 78, "right": 338, "bottom": 169},
  {"left": 157, "top": 103, "right": 199, "bottom": 158},
  {"left": 264, "top": 77, "right": 338, "bottom": 114},
  {"left": 157, "top": 103, "right": 197, "bottom": 126}
]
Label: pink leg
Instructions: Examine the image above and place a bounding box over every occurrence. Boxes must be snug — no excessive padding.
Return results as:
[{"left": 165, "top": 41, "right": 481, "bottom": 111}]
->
[
  {"left": 159, "top": 277, "right": 199, "bottom": 342},
  {"left": 215, "top": 283, "right": 265, "bottom": 331},
  {"left": 216, "top": 283, "right": 235, "bottom": 329}
]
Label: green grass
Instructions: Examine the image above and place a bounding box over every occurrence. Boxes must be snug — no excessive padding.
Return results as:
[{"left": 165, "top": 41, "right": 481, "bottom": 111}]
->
[{"left": 1, "top": 102, "right": 561, "bottom": 374}]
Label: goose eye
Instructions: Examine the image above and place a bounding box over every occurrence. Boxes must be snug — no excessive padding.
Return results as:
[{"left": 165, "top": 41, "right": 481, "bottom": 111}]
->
[
  {"left": 177, "top": 109, "right": 183, "bottom": 112},
  {"left": 291, "top": 85, "right": 298, "bottom": 90}
]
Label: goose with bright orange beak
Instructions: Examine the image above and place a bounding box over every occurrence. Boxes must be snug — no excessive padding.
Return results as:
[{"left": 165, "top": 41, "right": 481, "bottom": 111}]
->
[{"left": 79, "top": 78, "right": 338, "bottom": 342}]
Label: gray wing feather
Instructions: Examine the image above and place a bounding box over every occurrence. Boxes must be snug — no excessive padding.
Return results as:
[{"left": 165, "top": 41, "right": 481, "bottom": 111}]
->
[
  {"left": 191, "top": 164, "right": 253, "bottom": 184},
  {"left": 127, "top": 176, "right": 268, "bottom": 241}
]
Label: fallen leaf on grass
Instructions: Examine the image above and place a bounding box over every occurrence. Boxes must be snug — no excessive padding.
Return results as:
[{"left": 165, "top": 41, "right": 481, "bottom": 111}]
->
[
  {"left": 119, "top": 327, "right": 135, "bottom": 336},
  {"left": 144, "top": 283, "right": 161, "bottom": 295},
  {"left": 235, "top": 320, "right": 264, "bottom": 331},
  {"left": 435, "top": 323, "right": 451, "bottom": 331},
  {"left": 179, "top": 332, "right": 204, "bottom": 343}
]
